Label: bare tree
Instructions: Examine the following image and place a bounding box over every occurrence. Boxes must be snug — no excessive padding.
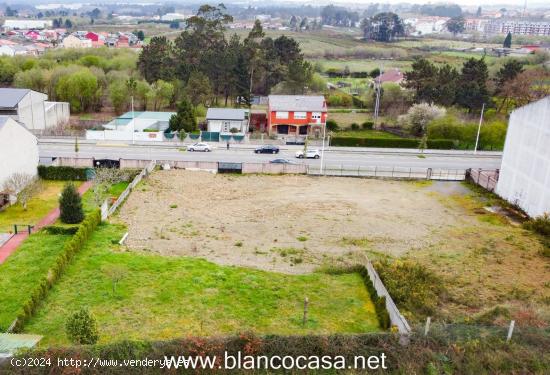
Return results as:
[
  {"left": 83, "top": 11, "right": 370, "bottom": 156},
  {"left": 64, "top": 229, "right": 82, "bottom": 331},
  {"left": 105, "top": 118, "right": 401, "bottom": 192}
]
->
[
  {"left": 2, "top": 173, "right": 43, "bottom": 210},
  {"left": 101, "top": 264, "right": 128, "bottom": 295}
]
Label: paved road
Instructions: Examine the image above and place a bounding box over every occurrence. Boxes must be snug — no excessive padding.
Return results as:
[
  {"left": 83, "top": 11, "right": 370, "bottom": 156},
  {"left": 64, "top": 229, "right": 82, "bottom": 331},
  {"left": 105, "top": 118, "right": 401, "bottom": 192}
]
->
[{"left": 39, "top": 141, "right": 502, "bottom": 170}]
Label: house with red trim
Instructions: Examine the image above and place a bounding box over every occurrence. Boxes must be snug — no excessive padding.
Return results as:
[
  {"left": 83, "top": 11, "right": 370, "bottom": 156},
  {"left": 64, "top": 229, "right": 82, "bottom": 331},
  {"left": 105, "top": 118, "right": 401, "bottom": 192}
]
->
[
  {"left": 85, "top": 31, "right": 100, "bottom": 42},
  {"left": 267, "top": 95, "right": 327, "bottom": 137}
]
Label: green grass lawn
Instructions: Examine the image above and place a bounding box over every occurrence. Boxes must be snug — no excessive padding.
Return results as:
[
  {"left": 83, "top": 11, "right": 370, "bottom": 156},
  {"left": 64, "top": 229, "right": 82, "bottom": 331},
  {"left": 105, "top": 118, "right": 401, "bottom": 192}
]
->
[
  {"left": 0, "top": 181, "right": 77, "bottom": 233},
  {"left": 0, "top": 232, "right": 72, "bottom": 331},
  {"left": 81, "top": 181, "right": 130, "bottom": 213},
  {"left": 333, "top": 129, "right": 404, "bottom": 139},
  {"left": 25, "top": 223, "right": 380, "bottom": 345}
]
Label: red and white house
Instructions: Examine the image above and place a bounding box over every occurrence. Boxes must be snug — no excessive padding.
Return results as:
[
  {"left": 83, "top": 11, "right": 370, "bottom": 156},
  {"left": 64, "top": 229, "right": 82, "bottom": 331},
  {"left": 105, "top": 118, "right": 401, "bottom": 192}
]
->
[{"left": 267, "top": 95, "right": 327, "bottom": 137}]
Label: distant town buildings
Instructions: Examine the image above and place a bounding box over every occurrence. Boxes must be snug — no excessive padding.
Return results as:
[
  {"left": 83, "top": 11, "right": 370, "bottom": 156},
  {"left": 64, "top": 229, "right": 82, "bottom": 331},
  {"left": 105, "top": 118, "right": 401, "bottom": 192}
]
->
[{"left": 2, "top": 19, "right": 52, "bottom": 30}]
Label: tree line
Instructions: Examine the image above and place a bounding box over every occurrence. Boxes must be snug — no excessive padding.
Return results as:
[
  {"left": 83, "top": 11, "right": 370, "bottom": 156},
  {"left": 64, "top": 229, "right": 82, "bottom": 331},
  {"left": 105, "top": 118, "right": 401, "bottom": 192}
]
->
[{"left": 138, "top": 4, "right": 314, "bottom": 107}]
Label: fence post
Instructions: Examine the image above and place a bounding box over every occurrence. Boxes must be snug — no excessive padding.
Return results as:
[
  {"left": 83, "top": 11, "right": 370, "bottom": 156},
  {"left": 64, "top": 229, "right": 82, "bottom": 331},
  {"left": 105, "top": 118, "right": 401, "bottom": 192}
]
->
[
  {"left": 303, "top": 297, "right": 309, "bottom": 326},
  {"left": 13, "top": 225, "right": 17, "bottom": 235},
  {"left": 506, "top": 320, "right": 515, "bottom": 342},
  {"left": 426, "top": 168, "right": 432, "bottom": 180},
  {"left": 374, "top": 166, "right": 377, "bottom": 177},
  {"left": 424, "top": 317, "right": 431, "bottom": 336}
]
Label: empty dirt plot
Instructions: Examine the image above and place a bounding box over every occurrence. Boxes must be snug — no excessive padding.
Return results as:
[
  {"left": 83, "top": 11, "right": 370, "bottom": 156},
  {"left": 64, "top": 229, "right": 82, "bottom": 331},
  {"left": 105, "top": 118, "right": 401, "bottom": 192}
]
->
[{"left": 118, "top": 170, "right": 464, "bottom": 273}]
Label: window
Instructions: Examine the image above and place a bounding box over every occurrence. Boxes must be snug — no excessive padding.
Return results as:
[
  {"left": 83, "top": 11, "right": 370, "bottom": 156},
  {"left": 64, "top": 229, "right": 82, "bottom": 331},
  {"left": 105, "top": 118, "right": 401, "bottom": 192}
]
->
[
  {"left": 294, "top": 111, "right": 307, "bottom": 119},
  {"left": 312, "top": 112, "right": 322, "bottom": 119},
  {"left": 275, "top": 111, "right": 288, "bottom": 119}
]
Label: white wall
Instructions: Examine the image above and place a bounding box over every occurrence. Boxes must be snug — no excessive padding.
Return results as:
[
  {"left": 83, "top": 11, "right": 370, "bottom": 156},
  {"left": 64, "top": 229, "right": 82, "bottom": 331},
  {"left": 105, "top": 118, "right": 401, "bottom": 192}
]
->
[
  {"left": 16, "top": 91, "right": 48, "bottom": 130},
  {"left": 496, "top": 97, "right": 550, "bottom": 217},
  {"left": 45, "top": 101, "right": 70, "bottom": 128},
  {"left": 86, "top": 130, "right": 164, "bottom": 142},
  {"left": 0, "top": 118, "right": 39, "bottom": 191}
]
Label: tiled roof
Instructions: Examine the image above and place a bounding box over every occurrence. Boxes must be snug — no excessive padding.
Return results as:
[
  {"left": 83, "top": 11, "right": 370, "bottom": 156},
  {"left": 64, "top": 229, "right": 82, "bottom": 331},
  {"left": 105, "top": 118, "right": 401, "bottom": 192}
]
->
[
  {"left": 268, "top": 95, "right": 326, "bottom": 112},
  {"left": 206, "top": 108, "right": 247, "bottom": 120}
]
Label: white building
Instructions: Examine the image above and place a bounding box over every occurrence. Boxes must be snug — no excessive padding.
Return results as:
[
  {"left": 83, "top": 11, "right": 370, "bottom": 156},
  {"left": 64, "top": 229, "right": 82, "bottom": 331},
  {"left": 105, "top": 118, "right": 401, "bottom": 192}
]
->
[
  {"left": 496, "top": 97, "right": 550, "bottom": 217},
  {"left": 0, "top": 88, "right": 70, "bottom": 131},
  {"left": 206, "top": 108, "right": 249, "bottom": 133},
  {"left": 160, "top": 13, "right": 186, "bottom": 21},
  {"left": 62, "top": 35, "right": 92, "bottom": 49},
  {"left": 2, "top": 20, "right": 53, "bottom": 30},
  {"left": 0, "top": 116, "right": 39, "bottom": 208}
]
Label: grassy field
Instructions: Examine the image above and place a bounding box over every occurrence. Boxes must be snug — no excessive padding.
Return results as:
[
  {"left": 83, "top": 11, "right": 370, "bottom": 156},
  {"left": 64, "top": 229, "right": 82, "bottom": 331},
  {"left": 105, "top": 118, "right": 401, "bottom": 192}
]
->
[
  {"left": 25, "top": 223, "right": 381, "bottom": 345},
  {"left": 317, "top": 58, "right": 412, "bottom": 73},
  {"left": 328, "top": 112, "right": 372, "bottom": 128},
  {"left": 0, "top": 181, "right": 78, "bottom": 233},
  {"left": 0, "top": 232, "right": 72, "bottom": 331}
]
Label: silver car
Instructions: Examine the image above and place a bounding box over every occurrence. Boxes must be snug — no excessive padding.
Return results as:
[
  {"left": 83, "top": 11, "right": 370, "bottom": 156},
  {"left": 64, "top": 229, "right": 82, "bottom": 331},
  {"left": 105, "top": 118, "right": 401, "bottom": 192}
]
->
[{"left": 187, "top": 143, "right": 212, "bottom": 152}]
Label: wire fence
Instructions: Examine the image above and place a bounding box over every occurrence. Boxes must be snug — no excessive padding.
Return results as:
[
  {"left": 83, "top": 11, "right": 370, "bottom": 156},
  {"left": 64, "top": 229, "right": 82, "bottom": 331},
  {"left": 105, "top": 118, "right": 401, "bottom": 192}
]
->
[
  {"left": 308, "top": 165, "right": 466, "bottom": 181},
  {"left": 413, "top": 322, "right": 550, "bottom": 347},
  {"left": 467, "top": 168, "right": 499, "bottom": 192}
]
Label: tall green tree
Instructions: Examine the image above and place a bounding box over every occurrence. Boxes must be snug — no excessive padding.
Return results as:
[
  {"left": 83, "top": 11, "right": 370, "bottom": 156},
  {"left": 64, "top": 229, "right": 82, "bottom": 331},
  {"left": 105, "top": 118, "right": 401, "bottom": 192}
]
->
[
  {"left": 59, "top": 183, "right": 84, "bottom": 224},
  {"left": 445, "top": 16, "right": 465, "bottom": 35},
  {"left": 503, "top": 32, "right": 512, "bottom": 48},
  {"left": 362, "top": 12, "right": 404, "bottom": 42},
  {"left": 455, "top": 58, "right": 490, "bottom": 112},
  {"left": 184, "top": 71, "right": 213, "bottom": 107},
  {"left": 169, "top": 98, "right": 197, "bottom": 132},
  {"left": 137, "top": 36, "right": 174, "bottom": 83}
]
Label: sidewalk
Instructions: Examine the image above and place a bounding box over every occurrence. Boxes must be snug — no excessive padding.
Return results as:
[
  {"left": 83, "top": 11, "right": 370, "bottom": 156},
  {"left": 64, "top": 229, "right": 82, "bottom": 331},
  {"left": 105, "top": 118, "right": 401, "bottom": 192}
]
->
[{"left": 0, "top": 181, "right": 92, "bottom": 264}]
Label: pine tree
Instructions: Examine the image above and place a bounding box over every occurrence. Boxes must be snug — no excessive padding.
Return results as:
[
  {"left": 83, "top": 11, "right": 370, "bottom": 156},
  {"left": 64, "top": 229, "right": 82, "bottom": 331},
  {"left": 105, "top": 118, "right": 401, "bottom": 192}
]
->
[
  {"left": 59, "top": 183, "right": 84, "bottom": 224},
  {"left": 503, "top": 32, "right": 512, "bottom": 48},
  {"left": 168, "top": 99, "right": 197, "bottom": 133}
]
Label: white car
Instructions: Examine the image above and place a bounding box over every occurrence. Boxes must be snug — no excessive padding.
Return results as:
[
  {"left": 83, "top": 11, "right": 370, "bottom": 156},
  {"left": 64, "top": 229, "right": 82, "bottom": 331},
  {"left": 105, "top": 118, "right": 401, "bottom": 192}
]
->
[
  {"left": 187, "top": 143, "right": 212, "bottom": 152},
  {"left": 295, "top": 149, "right": 320, "bottom": 159}
]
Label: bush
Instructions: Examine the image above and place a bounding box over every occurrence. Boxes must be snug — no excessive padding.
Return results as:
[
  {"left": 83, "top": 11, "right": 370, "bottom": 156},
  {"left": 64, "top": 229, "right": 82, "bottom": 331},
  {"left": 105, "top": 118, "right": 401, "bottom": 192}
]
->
[
  {"left": 350, "top": 123, "right": 359, "bottom": 130},
  {"left": 331, "top": 137, "right": 455, "bottom": 149},
  {"left": 326, "top": 119, "right": 339, "bottom": 132},
  {"left": 374, "top": 259, "right": 445, "bottom": 321},
  {"left": 362, "top": 121, "right": 374, "bottom": 130},
  {"left": 357, "top": 266, "right": 391, "bottom": 329},
  {"left": 523, "top": 214, "right": 550, "bottom": 236},
  {"left": 66, "top": 308, "right": 99, "bottom": 345},
  {"left": 37, "top": 165, "right": 90, "bottom": 180},
  {"left": 60, "top": 183, "right": 84, "bottom": 224}
]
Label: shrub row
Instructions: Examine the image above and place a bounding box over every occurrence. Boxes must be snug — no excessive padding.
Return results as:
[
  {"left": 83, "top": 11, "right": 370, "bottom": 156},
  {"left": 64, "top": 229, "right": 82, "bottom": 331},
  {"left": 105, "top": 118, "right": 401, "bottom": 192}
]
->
[
  {"left": 43, "top": 225, "right": 80, "bottom": 235},
  {"left": 38, "top": 165, "right": 91, "bottom": 180},
  {"left": 7, "top": 329, "right": 548, "bottom": 374},
  {"left": 331, "top": 137, "right": 455, "bottom": 149},
  {"left": 11, "top": 210, "right": 102, "bottom": 333}
]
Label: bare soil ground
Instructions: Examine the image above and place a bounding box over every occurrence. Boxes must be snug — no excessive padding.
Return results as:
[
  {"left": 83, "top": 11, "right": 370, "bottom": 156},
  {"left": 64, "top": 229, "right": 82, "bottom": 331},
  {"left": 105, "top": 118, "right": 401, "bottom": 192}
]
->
[{"left": 119, "top": 171, "right": 464, "bottom": 274}]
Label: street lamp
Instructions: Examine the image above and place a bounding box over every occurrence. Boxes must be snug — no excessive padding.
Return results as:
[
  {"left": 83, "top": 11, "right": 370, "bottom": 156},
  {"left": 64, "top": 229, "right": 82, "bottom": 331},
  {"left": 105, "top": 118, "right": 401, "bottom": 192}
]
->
[{"left": 474, "top": 103, "right": 485, "bottom": 154}]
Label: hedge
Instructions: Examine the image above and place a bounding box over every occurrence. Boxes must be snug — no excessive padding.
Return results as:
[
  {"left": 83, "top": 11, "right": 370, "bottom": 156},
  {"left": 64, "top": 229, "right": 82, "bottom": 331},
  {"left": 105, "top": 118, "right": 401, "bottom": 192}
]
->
[
  {"left": 331, "top": 137, "right": 456, "bottom": 149},
  {"left": 43, "top": 225, "right": 80, "bottom": 235},
  {"left": 38, "top": 165, "right": 91, "bottom": 180},
  {"left": 10, "top": 210, "right": 102, "bottom": 333}
]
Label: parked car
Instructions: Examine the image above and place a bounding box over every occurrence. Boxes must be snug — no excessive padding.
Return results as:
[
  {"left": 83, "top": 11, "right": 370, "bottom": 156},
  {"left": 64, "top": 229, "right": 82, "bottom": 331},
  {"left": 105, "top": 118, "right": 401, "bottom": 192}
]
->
[
  {"left": 295, "top": 149, "right": 320, "bottom": 159},
  {"left": 187, "top": 143, "right": 212, "bottom": 152},
  {"left": 255, "top": 145, "right": 279, "bottom": 154},
  {"left": 270, "top": 158, "right": 296, "bottom": 164}
]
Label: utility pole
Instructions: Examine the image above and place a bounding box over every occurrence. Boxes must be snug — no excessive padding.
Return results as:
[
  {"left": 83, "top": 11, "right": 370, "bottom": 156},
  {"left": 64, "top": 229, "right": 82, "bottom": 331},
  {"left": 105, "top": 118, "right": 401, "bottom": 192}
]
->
[
  {"left": 320, "top": 114, "right": 327, "bottom": 175},
  {"left": 131, "top": 96, "right": 135, "bottom": 145},
  {"left": 474, "top": 103, "right": 485, "bottom": 154},
  {"left": 373, "top": 65, "right": 382, "bottom": 129}
]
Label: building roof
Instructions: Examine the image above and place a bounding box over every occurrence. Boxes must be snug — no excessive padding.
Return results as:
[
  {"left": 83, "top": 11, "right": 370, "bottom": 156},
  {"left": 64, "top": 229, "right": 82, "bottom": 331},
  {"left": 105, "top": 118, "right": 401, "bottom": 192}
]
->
[
  {"left": 0, "top": 333, "right": 42, "bottom": 357},
  {"left": 206, "top": 108, "right": 247, "bottom": 121},
  {"left": 0, "top": 88, "right": 31, "bottom": 109},
  {"left": 268, "top": 95, "right": 326, "bottom": 112},
  {"left": 377, "top": 68, "right": 404, "bottom": 83}
]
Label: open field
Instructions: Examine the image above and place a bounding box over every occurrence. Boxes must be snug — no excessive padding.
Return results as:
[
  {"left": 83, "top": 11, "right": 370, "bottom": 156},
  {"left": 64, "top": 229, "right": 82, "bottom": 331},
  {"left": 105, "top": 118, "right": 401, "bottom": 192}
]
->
[
  {"left": 0, "top": 181, "right": 78, "bottom": 233},
  {"left": 117, "top": 171, "right": 550, "bottom": 323},
  {"left": 24, "top": 223, "right": 380, "bottom": 345}
]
